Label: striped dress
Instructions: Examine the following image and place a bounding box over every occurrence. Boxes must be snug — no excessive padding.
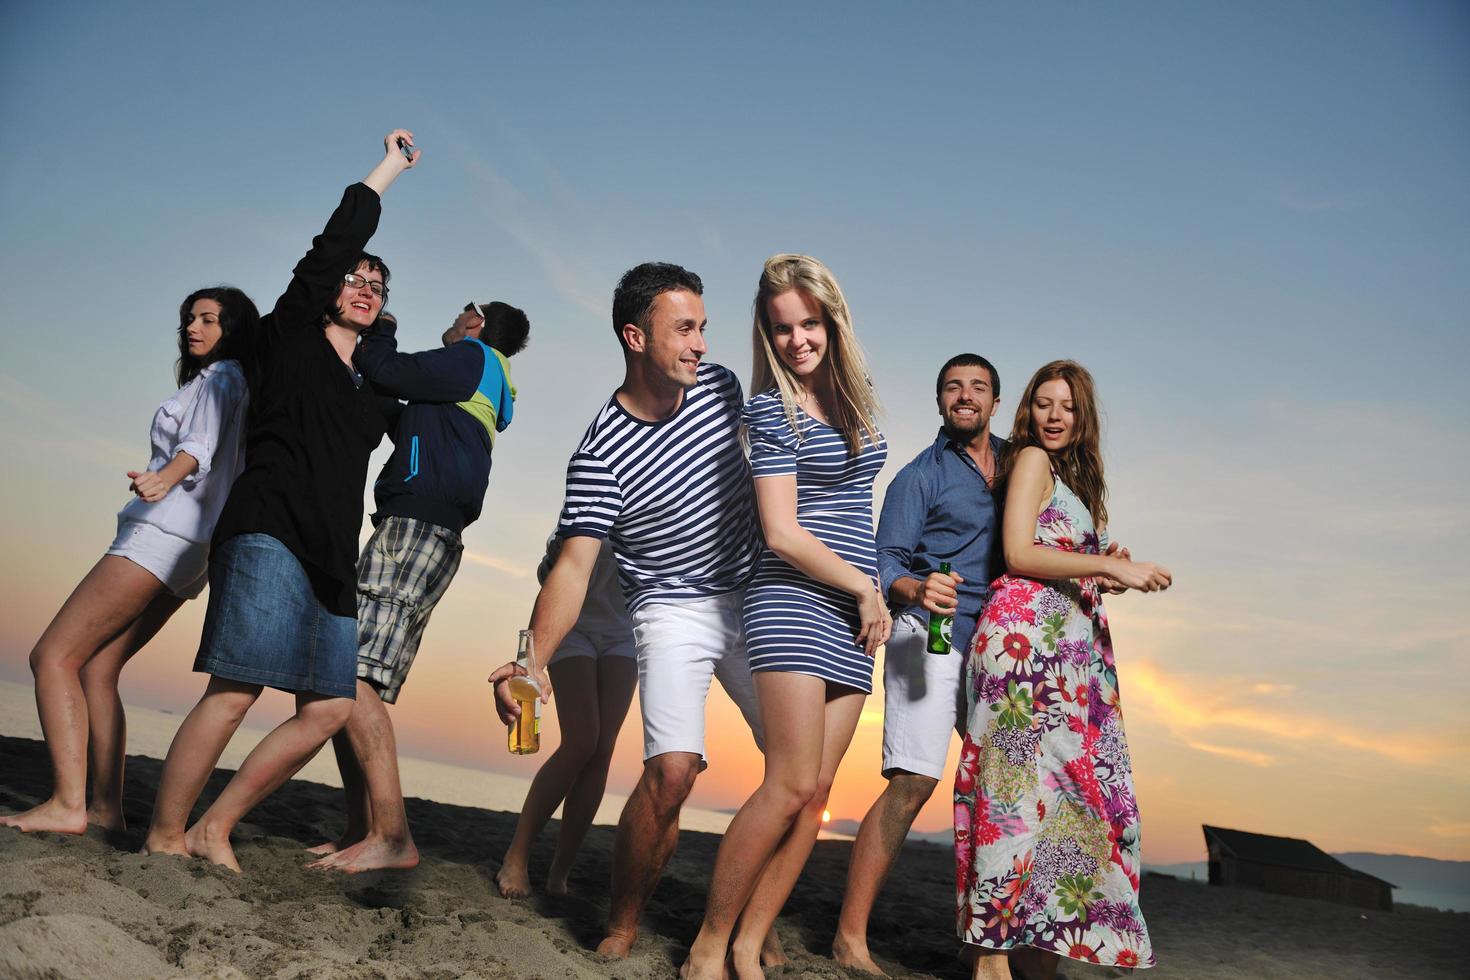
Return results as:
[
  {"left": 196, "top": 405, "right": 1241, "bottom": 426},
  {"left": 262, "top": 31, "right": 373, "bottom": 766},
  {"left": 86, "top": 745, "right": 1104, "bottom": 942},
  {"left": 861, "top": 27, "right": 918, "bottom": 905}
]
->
[
  {"left": 557, "top": 362, "right": 761, "bottom": 611},
  {"left": 742, "top": 389, "right": 887, "bottom": 693}
]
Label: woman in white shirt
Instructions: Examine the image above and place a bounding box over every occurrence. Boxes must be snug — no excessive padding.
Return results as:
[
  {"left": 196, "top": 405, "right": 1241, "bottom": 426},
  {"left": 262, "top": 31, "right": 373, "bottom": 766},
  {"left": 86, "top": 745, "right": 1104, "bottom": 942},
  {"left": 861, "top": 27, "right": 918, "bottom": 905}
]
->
[{"left": 0, "top": 287, "right": 258, "bottom": 837}]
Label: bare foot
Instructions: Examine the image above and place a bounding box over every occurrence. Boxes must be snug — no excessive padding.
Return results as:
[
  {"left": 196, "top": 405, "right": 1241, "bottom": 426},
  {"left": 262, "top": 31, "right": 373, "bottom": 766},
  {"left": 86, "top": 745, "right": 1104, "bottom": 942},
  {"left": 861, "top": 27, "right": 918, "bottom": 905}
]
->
[
  {"left": 307, "top": 836, "right": 419, "bottom": 873},
  {"left": 596, "top": 929, "right": 637, "bottom": 959},
  {"left": 86, "top": 806, "right": 127, "bottom": 834},
  {"left": 306, "top": 828, "right": 364, "bottom": 856},
  {"left": 832, "top": 932, "right": 886, "bottom": 975},
  {"left": 678, "top": 954, "right": 731, "bottom": 980},
  {"left": 0, "top": 798, "right": 89, "bottom": 835},
  {"left": 762, "top": 927, "right": 787, "bottom": 970},
  {"left": 546, "top": 872, "right": 570, "bottom": 897},
  {"left": 185, "top": 821, "right": 241, "bottom": 873},
  {"left": 140, "top": 829, "right": 190, "bottom": 858},
  {"left": 729, "top": 947, "right": 764, "bottom": 980},
  {"left": 496, "top": 859, "right": 532, "bottom": 898}
]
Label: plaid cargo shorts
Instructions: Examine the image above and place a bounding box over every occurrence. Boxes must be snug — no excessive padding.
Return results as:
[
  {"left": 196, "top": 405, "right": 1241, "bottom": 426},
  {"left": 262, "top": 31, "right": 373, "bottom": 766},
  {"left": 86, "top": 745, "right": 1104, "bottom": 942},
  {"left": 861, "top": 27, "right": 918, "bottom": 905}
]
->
[{"left": 355, "top": 516, "right": 464, "bottom": 703}]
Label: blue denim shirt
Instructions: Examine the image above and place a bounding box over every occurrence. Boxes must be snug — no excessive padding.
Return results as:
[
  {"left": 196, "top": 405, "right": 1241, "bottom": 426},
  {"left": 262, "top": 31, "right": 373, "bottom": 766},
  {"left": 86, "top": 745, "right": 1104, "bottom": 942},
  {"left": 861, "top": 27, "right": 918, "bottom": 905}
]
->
[{"left": 876, "top": 430, "right": 1005, "bottom": 654}]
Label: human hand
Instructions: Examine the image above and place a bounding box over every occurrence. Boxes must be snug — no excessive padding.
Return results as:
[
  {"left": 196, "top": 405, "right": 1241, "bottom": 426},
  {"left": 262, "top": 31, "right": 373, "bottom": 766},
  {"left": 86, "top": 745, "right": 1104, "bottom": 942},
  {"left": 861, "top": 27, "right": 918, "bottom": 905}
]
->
[
  {"left": 919, "top": 569, "right": 963, "bottom": 616},
  {"left": 1105, "top": 557, "right": 1172, "bottom": 593},
  {"left": 382, "top": 128, "right": 420, "bottom": 169},
  {"left": 487, "top": 661, "right": 522, "bottom": 725},
  {"left": 856, "top": 586, "right": 893, "bottom": 657},
  {"left": 127, "top": 469, "right": 172, "bottom": 502}
]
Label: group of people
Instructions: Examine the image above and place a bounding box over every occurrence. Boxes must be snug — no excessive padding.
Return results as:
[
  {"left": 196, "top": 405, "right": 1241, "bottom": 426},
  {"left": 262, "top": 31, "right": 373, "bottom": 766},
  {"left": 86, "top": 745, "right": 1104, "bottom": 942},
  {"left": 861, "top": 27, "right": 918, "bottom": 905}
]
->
[{"left": 2, "top": 130, "right": 1172, "bottom": 980}]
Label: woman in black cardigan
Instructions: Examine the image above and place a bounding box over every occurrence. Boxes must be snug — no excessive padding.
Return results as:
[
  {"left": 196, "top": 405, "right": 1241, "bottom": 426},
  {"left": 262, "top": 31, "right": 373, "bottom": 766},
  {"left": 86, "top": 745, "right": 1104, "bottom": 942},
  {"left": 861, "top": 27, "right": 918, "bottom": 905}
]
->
[{"left": 143, "top": 131, "right": 418, "bottom": 871}]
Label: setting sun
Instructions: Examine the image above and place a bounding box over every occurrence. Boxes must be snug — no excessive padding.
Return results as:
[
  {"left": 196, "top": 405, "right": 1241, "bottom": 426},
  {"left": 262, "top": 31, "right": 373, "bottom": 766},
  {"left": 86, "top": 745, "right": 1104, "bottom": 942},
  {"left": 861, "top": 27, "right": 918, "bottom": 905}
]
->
[{"left": 821, "top": 809, "right": 831, "bottom": 824}]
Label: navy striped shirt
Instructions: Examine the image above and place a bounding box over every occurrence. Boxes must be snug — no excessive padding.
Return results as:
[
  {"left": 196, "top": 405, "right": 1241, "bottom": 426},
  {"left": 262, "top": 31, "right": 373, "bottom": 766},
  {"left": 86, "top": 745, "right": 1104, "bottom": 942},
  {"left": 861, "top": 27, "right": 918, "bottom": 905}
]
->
[
  {"left": 557, "top": 362, "right": 761, "bottom": 612},
  {"left": 742, "top": 389, "right": 887, "bottom": 692}
]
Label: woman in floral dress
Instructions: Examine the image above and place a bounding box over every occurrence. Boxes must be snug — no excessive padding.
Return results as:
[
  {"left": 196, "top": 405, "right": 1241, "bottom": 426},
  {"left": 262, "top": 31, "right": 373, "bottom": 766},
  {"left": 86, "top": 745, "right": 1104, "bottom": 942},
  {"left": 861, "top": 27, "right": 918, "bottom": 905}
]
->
[{"left": 955, "top": 360, "right": 1172, "bottom": 979}]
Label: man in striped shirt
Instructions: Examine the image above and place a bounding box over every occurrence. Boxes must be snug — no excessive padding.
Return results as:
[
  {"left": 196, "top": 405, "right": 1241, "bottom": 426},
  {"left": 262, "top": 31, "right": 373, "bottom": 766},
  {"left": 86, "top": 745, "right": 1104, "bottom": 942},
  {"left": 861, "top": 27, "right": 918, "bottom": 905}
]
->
[{"left": 490, "top": 262, "right": 764, "bottom": 958}]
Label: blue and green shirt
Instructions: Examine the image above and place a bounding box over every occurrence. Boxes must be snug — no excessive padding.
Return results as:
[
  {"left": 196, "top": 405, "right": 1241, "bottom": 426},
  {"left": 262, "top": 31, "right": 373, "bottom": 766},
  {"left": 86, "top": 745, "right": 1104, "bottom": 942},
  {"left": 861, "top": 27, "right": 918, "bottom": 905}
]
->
[{"left": 355, "top": 319, "right": 516, "bottom": 533}]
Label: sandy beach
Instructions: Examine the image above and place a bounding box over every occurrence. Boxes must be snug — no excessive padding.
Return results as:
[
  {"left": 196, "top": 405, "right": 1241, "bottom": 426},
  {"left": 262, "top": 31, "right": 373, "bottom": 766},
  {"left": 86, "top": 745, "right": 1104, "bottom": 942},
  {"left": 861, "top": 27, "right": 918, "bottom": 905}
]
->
[{"left": 0, "top": 730, "right": 1462, "bottom": 980}]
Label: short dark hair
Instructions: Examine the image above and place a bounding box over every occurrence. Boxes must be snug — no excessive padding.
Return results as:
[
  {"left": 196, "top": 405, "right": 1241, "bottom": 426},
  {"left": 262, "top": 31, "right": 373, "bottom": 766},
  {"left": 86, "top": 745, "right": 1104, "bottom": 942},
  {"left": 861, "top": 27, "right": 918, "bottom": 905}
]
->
[
  {"left": 324, "top": 251, "right": 392, "bottom": 321},
  {"left": 611, "top": 262, "right": 703, "bottom": 350},
  {"left": 479, "top": 301, "right": 531, "bottom": 356},
  {"left": 936, "top": 353, "right": 1000, "bottom": 398},
  {"left": 176, "top": 286, "right": 261, "bottom": 387}
]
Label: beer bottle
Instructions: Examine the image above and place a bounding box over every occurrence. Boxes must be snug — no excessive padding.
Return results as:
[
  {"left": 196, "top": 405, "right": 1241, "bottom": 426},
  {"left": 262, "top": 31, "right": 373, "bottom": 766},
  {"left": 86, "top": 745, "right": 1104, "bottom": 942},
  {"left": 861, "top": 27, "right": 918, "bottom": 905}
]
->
[
  {"left": 507, "top": 629, "right": 541, "bottom": 754},
  {"left": 927, "top": 561, "right": 954, "bottom": 655}
]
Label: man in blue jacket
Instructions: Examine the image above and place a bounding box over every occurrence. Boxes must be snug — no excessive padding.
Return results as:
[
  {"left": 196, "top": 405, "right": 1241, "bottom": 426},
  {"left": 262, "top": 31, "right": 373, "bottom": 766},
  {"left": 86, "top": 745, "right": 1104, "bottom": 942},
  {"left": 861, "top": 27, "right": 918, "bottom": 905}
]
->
[{"left": 308, "top": 300, "right": 529, "bottom": 873}]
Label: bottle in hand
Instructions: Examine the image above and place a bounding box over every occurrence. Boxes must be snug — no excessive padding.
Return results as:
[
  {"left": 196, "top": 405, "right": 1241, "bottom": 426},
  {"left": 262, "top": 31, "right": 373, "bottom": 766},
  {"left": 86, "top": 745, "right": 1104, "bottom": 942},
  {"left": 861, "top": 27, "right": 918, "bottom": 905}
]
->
[
  {"left": 927, "top": 561, "right": 954, "bottom": 655},
  {"left": 507, "top": 629, "right": 541, "bottom": 754}
]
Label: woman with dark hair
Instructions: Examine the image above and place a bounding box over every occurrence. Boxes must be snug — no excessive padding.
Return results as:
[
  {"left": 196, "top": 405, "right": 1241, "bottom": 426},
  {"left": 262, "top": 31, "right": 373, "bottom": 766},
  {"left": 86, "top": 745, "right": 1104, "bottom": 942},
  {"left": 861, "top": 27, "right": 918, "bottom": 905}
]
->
[
  {"left": 141, "top": 130, "right": 417, "bottom": 872},
  {"left": 955, "top": 360, "right": 1170, "bottom": 979},
  {"left": 0, "top": 287, "right": 258, "bottom": 836}
]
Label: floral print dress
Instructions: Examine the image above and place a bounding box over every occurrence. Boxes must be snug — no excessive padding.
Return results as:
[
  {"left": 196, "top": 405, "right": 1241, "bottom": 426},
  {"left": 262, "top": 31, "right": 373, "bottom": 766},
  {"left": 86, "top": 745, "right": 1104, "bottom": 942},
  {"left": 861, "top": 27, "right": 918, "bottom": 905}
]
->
[{"left": 954, "top": 473, "right": 1153, "bottom": 969}]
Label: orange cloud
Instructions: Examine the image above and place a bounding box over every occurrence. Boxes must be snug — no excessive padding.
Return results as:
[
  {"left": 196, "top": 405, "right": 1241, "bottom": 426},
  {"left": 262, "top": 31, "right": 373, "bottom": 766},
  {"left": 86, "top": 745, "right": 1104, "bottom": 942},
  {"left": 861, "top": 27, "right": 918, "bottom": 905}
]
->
[
  {"left": 1127, "top": 661, "right": 1461, "bottom": 769},
  {"left": 1183, "top": 740, "right": 1273, "bottom": 767}
]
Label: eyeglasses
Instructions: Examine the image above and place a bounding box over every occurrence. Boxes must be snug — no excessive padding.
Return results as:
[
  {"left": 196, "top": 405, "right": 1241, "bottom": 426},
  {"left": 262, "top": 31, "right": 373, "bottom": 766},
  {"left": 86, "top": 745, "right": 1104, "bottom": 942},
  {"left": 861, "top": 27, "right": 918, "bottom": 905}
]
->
[
  {"left": 463, "top": 302, "right": 484, "bottom": 320},
  {"left": 344, "top": 272, "right": 388, "bottom": 298}
]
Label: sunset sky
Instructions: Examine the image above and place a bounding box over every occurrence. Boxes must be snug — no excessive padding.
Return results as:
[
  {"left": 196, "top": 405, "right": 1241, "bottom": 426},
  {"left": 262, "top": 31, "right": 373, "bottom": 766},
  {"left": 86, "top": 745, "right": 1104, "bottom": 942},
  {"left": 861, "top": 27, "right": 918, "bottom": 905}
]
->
[{"left": 1, "top": 2, "right": 1467, "bottom": 866}]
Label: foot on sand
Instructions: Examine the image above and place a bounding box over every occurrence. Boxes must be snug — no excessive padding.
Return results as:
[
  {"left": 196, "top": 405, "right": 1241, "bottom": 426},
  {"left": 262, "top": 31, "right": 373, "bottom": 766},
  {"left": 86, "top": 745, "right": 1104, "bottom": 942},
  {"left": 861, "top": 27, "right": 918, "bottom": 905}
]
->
[
  {"left": 306, "top": 829, "right": 364, "bottom": 856},
  {"left": 0, "top": 798, "right": 89, "bottom": 835},
  {"left": 307, "top": 836, "right": 419, "bottom": 873},
  {"left": 185, "top": 821, "right": 241, "bottom": 873},
  {"left": 832, "top": 933, "right": 887, "bottom": 975},
  {"left": 596, "top": 929, "right": 637, "bottom": 959},
  {"left": 729, "top": 947, "right": 767, "bottom": 980},
  {"left": 678, "top": 954, "right": 732, "bottom": 980},
  {"left": 762, "top": 927, "right": 787, "bottom": 970},
  {"left": 546, "top": 857, "right": 574, "bottom": 896},
  {"left": 139, "top": 829, "right": 190, "bottom": 858},
  {"left": 495, "top": 860, "right": 532, "bottom": 898},
  {"left": 86, "top": 806, "right": 126, "bottom": 834}
]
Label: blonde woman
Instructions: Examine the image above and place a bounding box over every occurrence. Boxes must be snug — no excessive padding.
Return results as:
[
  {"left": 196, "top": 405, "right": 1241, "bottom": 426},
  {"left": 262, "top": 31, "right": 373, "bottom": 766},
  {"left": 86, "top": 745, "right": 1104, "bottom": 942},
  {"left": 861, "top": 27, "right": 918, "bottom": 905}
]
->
[{"left": 682, "top": 254, "right": 889, "bottom": 979}]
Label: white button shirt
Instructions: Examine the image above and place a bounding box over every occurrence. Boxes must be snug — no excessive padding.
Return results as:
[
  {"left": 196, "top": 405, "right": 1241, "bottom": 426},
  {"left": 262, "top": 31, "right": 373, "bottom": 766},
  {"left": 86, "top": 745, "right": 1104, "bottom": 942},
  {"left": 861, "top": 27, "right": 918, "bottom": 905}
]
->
[{"left": 118, "top": 359, "right": 250, "bottom": 543}]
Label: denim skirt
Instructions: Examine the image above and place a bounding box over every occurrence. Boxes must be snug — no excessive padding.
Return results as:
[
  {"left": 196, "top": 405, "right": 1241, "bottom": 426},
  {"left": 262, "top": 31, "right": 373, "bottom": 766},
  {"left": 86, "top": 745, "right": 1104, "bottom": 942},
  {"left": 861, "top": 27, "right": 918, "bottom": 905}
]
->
[{"left": 194, "top": 533, "right": 357, "bottom": 698}]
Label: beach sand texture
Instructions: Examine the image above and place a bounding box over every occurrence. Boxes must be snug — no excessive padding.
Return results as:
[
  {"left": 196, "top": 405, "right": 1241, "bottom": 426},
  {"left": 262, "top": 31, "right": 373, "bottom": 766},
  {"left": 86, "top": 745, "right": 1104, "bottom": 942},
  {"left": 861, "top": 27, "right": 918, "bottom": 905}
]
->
[{"left": 1, "top": 735, "right": 1463, "bottom": 979}]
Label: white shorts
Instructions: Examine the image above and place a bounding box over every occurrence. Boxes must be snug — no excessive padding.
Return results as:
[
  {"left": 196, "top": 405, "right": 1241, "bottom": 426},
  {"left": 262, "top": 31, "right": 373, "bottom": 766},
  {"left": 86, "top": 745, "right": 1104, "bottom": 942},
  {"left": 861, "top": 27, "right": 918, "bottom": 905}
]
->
[
  {"left": 550, "top": 627, "right": 637, "bottom": 663},
  {"left": 106, "top": 517, "right": 209, "bottom": 600},
  {"left": 881, "top": 610, "right": 966, "bottom": 780},
  {"left": 632, "top": 591, "right": 764, "bottom": 765}
]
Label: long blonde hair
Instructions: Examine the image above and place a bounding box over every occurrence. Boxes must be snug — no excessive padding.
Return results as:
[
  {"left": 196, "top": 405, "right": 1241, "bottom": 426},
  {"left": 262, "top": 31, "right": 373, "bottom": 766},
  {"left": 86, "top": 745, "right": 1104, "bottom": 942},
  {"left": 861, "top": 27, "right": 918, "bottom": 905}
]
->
[
  {"left": 750, "top": 254, "right": 881, "bottom": 455},
  {"left": 997, "top": 359, "right": 1108, "bottom": 528}
]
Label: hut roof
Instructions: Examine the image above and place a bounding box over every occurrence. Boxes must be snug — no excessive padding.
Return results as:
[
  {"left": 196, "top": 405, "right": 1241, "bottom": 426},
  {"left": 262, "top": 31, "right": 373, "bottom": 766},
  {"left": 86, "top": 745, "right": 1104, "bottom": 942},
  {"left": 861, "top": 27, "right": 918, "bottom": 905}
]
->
[{"left": 1202, "top": 826, "right": 1396, "bottom": 887}]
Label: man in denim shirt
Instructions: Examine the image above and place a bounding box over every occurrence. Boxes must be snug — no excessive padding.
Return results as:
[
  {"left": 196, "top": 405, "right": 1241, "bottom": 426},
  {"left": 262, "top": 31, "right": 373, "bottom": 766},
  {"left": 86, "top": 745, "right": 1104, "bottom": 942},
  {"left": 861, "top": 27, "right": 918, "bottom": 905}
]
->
[{"left": 834, "top": 353, "right": 1005, "bottom": 973}]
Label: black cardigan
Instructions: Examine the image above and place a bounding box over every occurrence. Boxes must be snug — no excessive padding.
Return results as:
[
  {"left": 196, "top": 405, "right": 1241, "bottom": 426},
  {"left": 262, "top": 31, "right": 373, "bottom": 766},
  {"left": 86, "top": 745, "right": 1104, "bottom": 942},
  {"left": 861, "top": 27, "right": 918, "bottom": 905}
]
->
[{"left": 212, "top": 183, "right": 396, "bottom": 616}]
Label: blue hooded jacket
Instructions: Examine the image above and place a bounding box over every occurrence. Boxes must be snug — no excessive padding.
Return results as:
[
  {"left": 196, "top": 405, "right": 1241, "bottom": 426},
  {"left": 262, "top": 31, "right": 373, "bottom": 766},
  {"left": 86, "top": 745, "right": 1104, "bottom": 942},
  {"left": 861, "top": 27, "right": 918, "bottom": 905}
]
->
[{"left": 354, "top": 318, "right": 516, "bottom": 533}]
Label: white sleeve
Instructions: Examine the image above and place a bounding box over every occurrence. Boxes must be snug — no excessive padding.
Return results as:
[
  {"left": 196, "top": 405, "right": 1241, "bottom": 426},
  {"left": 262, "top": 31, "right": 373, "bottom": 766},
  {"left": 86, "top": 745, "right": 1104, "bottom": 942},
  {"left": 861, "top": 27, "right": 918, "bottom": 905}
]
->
[{"left": 174, "top": 363, "right": 248, "bottom": 485}]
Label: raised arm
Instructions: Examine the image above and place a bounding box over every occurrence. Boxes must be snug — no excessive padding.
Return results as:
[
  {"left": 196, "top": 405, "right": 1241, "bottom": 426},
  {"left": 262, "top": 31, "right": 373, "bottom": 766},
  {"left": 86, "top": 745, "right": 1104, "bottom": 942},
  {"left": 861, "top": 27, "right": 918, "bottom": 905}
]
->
[
  {"left": 264, "top": 130, "right": 418, "bottom": 344},
  {"left": 1002, "top": 447, "right": 1170, "bottom": 591}
]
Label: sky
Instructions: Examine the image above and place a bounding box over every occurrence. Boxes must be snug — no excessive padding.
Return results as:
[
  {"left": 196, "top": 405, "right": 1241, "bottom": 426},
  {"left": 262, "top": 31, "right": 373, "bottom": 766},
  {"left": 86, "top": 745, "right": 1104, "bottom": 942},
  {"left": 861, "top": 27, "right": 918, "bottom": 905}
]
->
[{"left": 1, "top": 1, "right": 1467, "bottom": 866}]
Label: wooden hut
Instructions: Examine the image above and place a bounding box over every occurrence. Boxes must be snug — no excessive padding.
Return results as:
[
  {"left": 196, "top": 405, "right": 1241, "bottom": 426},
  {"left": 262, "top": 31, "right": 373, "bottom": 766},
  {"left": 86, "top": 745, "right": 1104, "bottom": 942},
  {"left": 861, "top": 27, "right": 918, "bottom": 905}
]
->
[{"left": 1201, "top": 825, "right": 1394, "bottom": 911}]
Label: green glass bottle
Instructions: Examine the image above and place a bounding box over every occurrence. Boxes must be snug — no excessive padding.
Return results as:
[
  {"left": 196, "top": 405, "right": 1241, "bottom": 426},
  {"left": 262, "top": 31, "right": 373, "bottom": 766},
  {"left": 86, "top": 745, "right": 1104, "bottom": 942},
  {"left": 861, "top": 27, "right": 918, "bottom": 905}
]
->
[{"left": 927, "top": 561, "right": 954, "bottom": 655}]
